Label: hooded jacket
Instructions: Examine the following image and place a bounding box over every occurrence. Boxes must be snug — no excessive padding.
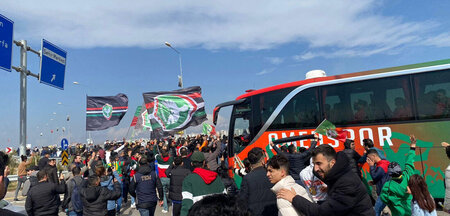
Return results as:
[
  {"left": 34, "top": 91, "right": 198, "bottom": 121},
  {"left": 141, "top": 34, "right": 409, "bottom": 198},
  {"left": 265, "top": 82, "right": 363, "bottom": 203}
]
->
[
  {"left": 369, "top": 159, "right": 390, "bottom": 195},
  {"left": 25, "top": 181, "right": 66, "bottom": 216},
  {"left": 291, "top": 152, "right": 375, "bottom": 216},
  {"left": 62, "top": 175, "right": 84, "bottom": 212},
  {"left": 100, "top": 171, "right": 122, "bottom": 211},
  {"left": 180, "top": 167, "right": 225, "bottom": 216},
  {"left": 129, "top": 165, "right": 164, "bottom": 209},
  {"left": 380, "top": 149, "right": 415, "bottom": 216},
  {"left": 342, "top": 140, "right": 362, "bottom": 178},
  {"left": 80, "top": 181, "right": 122, "bottom": 216},
  {"left": 271, "top": 175, "right": 312, "bottom": 216},
  {"left": 22, "top": 171, "right": 39, "bottom": 196}
]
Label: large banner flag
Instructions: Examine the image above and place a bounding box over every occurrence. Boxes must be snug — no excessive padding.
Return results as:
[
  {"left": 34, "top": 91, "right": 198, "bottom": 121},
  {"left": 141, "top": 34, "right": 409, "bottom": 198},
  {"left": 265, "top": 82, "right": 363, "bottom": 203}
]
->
[
  {"left": 130, "top": 106, "right": 142, "bottom": 127},
  {"left": 142, "top": 86, "right": 207, "bottom": 138},
  {"left": 86, "top": 93, "right": 128, "bottom": 131},
  {"left": 135, "top": 103, "right": 152, "bottom": 132},
  {"left": 315, "top": 119, "right": 349, "bottom": 142},
  {"left": 202, "top": 123, "right": 216, "bottom": 135}
]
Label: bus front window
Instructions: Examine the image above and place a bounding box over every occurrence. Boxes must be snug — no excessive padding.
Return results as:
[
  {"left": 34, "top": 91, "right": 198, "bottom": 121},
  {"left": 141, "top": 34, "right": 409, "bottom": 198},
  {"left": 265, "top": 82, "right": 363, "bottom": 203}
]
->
[{"left": 231, "top": 103, "right": 251, "bottom": 154}]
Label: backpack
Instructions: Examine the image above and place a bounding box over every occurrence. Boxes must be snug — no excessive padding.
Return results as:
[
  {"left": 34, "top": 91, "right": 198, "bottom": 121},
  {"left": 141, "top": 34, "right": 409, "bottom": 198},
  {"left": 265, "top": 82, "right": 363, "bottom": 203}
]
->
[{"left": 71, "top": 179, "right": 83, "bottom": 212}]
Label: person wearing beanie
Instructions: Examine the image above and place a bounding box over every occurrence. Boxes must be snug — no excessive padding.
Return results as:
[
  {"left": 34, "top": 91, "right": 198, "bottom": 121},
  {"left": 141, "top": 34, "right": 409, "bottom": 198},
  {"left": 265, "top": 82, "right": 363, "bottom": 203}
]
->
[{"left": 180, "top": 151, "right": 225, "bottom": 216}]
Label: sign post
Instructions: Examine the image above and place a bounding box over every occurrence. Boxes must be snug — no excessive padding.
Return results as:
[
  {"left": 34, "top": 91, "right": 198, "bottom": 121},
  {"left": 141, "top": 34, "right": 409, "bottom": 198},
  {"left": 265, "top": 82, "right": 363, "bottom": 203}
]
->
[
  {"left": 1, "top": 14, "right": 67, "bottom": 156},
  {"left": 0, "top": 14, "right": 13, "bottom": 72}
]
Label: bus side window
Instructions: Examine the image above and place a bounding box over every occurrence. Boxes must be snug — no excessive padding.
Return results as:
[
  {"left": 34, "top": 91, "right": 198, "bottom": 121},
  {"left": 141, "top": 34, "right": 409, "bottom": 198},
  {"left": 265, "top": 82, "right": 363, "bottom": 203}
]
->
[
  {"left": 269, "top": 87, "right": 320, "bottom": 130},
  {"left": 414, "top": 69, "right": 450, "bottom": 119},
  {"left": 323, "top": 75, "right": 413, "bottom": 124},
  {"left": 322, "top": 87, "right": 353, "bottom": 125}
]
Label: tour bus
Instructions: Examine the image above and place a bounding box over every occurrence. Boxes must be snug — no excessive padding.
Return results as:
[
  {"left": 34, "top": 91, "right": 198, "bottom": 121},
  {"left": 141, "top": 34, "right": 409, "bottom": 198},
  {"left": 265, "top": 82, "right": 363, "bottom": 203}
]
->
[{"left": 213, "top": 59, "right": 450, "bottom": 199}]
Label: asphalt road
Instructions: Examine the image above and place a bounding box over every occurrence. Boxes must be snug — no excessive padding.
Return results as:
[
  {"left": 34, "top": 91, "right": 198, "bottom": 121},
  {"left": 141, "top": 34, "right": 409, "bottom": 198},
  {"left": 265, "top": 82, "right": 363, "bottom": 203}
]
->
[{"left": 3, "top": 192, "right": 172, "bottom": 216}]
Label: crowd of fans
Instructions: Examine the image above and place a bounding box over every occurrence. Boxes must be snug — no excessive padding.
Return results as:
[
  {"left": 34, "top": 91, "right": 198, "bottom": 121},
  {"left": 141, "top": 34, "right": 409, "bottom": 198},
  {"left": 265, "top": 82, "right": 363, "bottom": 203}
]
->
[{"left": 0, "top": 132, "right": 448, "bottom": 216}]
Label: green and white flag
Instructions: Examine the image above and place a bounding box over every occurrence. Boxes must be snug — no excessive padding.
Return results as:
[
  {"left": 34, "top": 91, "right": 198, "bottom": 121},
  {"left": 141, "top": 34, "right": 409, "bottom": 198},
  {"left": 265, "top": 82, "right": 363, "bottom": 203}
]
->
[
  {"left": 135, "top": 103, "right": 152, "bottom": 132},
  {"left": 202, "top": 123, "right": 216, "bottom": 135},
  {"left": 142, "top": 86, "right": 207, "bottom": 138},
  {"left": 315, "top": 119, "right": 349, "bottom": 142}
]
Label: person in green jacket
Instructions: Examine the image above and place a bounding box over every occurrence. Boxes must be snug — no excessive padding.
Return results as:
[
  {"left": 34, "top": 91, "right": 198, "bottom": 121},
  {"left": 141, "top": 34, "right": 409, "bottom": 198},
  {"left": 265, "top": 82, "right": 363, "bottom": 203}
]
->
[{"left": 380, "top": 135, "right": 417, "bottom": 216}]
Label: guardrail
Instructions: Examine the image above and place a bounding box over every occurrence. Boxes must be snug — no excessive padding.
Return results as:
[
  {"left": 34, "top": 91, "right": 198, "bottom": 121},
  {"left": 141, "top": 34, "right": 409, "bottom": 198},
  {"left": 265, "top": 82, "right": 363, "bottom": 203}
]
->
[
  {"left": 7, "top": 156, "right": 69, "bottom": 182},
  {"left": 7, "top": 171, "right": 69, "bottom": 182}
]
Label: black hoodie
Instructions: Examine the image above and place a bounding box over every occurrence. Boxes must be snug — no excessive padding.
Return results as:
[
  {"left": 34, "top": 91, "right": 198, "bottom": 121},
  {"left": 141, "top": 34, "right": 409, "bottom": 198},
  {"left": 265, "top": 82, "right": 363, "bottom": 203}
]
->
[
  {"left": 342, "top": 140, "right": 362, "bottom": 178},
  {"left": 80, "top": 181, "right": 121, "bottom": 216},
  {"left": 291, "top": 152, "right": 374, "bottom": 216}
]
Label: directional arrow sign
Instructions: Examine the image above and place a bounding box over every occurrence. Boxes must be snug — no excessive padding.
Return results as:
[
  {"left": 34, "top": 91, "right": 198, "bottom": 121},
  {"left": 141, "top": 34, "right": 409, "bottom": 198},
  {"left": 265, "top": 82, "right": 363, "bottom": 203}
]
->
[
  {"left": 39, "top": 39, "right": 67, "bottom": 90},
  {"left": 61, "top": 138, "right": 68, "bottom": 150},
  {"left": 0, "top": 14, "right": 13, "bottom": 72},
  {"left": 61, "top": 150, "right": 69, "bottom": 166}
]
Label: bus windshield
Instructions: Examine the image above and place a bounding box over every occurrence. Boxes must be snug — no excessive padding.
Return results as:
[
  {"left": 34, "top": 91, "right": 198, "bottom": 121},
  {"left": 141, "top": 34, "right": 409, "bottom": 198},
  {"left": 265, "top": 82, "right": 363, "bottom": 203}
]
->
[{"left": 231, "top": 101, "right": 252, "bottom": 154}]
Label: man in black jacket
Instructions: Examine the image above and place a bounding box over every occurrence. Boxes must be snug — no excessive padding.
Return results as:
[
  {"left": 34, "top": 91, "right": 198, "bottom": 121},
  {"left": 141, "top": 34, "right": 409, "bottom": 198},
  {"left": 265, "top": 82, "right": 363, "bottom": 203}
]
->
[
  {"left": 271, "top": 134, "right": 318, "bottom": 186},
  {"left": 38, "top": 151, "right": 50, "bottom": 171},
  {"left": 129, "top": 157, "right": 164, "bottom": 216},
  {"left": 25, "top": 170, "right": 66, "bottom": 216},
  {"left": 238, "top": 147, "right": 277, "bottom": 216},
  {"left": 277, "top": 144, "right": 375, "bottom": 216},
  {"left": 166, "top": 156, "right": 191, "bottom": 216},
  {"left": 81, "top": 174, "right": 121, "bottom": 216},
  {"left": 342, "top": 139, "right": 362, "bottom": 178}
]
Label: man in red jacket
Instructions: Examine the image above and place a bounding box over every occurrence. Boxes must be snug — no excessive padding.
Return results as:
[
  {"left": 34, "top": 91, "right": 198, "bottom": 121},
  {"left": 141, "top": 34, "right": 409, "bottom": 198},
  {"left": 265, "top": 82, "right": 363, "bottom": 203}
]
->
[{"left": 367, "top": 149, "right": 390, "bottom": 216}]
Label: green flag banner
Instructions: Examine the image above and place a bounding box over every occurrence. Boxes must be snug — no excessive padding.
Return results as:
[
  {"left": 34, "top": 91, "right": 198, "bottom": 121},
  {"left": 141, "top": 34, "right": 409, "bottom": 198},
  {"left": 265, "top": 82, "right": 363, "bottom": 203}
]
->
[
  {"left": 202, "top": 123, "right": 215, "bottom": 135},
  {"left": 315, "top": 119, "right": 349, "bottom": 142},
  {"left": 142, "top": 86, "right": 207, "bottom": 138}
]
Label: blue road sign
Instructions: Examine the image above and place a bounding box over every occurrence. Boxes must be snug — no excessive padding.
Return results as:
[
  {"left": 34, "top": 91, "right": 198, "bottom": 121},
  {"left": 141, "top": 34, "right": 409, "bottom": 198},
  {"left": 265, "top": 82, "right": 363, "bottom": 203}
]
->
[
  {"left": 61, "top": 138, "right": 69, "bottom": 150},
  {"left": 0, "top": 14, "right": 14, "bottom": 72},
  {"left": 40, "top": 39, "right": 67, "bottom": 90}
]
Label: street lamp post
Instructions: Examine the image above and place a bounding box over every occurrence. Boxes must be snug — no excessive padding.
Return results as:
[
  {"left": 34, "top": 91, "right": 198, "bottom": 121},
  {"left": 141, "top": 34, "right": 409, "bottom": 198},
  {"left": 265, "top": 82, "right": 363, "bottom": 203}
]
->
[
  {"left": 73, "top": 81, "right": 92, "bottom": 144},
  {"left": 165, "top": 42, "right": 183, "bottom": 88}
]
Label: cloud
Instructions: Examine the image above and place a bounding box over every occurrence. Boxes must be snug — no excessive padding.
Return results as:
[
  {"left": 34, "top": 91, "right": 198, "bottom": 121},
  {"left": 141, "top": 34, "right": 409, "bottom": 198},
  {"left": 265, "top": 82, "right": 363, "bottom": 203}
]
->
[
  {"left": 421, "top": 33, "right": 450, "bottom": 47},
  {"left": 256, "top": 68, "right": 275, "bottom": 76},
  {"left": 265, "top": 57, "right": 284, "bottom": 65},
  {"left": 105, "top": 127, "right": 129, "bottom": 140},
  {"left": 1, "top": 0, "right": 445, "bottom": 57},
  {"left": 293, "top": 45, "right": 402, "bottom": 60},
  {"left": 185, "top": 113, "right": 229, "bottom": 135}
]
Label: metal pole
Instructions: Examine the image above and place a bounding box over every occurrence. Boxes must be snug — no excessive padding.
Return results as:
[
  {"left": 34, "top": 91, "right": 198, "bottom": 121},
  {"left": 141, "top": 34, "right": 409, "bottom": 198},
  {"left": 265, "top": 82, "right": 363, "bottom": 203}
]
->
[
  {"left": 19, "top": 40, "right": 28, "bottom": 156},
  {"left": 178, "top": 54, "right": 183, "bottom": 88}
]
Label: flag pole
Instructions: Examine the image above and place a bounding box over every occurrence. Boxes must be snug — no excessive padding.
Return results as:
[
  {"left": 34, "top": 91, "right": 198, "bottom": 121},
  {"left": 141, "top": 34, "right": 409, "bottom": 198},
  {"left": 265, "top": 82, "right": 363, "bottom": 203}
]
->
[{"left": 125, "top": 126, "right": 132, "bottom": 140}]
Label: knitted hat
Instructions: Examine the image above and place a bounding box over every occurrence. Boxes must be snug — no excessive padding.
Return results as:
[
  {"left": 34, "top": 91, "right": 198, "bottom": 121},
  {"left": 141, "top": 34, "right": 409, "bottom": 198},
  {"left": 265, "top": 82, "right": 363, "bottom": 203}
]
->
[{"left": 190, "top": 151, "right": 205, "bottom": 162}]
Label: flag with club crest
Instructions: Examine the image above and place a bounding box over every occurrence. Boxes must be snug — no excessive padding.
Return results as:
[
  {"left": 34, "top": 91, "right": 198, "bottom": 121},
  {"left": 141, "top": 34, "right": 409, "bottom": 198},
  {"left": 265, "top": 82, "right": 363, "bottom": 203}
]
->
[
  {"left": 142, "top": 86, "right": 207, "bottom": 138},
  {"left": 86, "top": 93, "right": 128, "bottom": 131},
  {"left": 315, "top": 119, "right": 349, "bottom": 142},
  {"left": 202, "top": 123, "right": 216, "bottom": 135}
]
